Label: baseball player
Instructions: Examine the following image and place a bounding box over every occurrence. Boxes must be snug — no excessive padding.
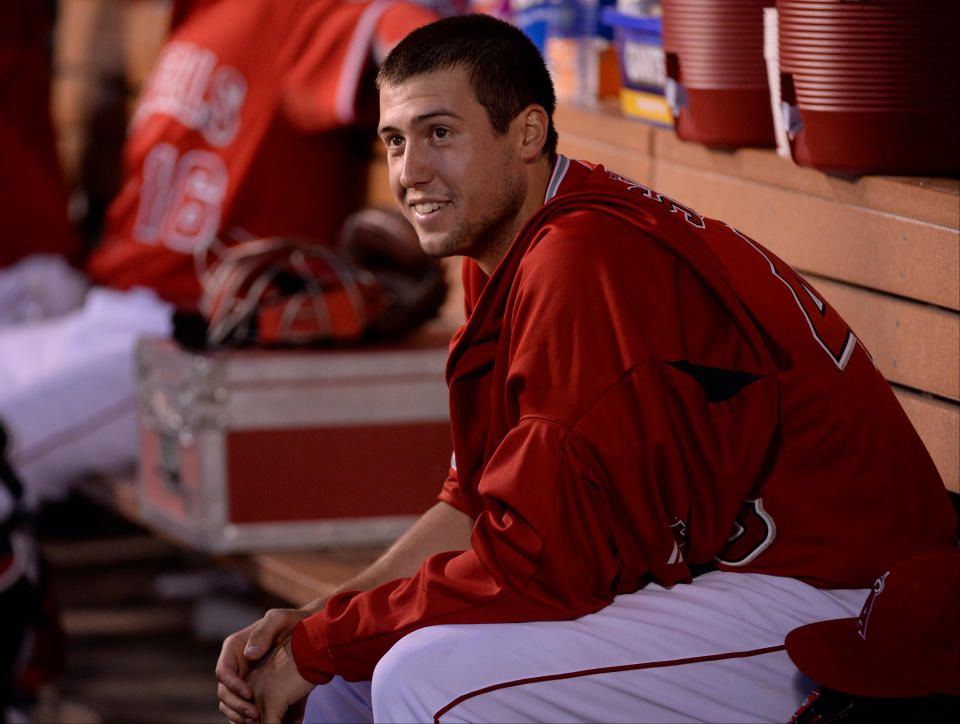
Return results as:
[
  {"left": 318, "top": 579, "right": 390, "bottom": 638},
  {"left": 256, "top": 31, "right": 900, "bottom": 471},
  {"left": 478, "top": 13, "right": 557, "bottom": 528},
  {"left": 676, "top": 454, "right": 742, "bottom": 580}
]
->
[
  {"left": 215, "top": 14, "right": 958, "bottom": 723},
  {"left": 1, "top": 2, "right": 437, "bottom": 708}
]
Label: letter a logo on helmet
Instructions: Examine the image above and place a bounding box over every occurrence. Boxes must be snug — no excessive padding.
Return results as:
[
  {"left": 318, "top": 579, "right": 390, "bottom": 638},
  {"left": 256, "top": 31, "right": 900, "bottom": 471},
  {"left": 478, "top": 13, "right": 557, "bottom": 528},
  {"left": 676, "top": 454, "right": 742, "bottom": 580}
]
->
[{"left": 197, "top": 237, "right": 384, "bottom": 347}]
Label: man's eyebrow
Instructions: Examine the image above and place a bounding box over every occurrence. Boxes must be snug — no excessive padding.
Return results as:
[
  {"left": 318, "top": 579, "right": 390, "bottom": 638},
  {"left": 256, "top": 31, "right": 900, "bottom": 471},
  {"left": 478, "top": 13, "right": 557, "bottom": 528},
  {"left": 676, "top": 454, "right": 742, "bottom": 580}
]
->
[{"left": 378, "top": 109, "right": 464, "bottom": 136}]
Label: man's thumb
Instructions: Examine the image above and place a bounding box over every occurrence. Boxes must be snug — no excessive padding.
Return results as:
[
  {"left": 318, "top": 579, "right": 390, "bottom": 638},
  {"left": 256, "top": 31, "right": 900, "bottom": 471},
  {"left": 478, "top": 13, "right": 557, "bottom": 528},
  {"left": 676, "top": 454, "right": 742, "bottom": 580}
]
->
[
  {"left": 244, "top": 626, "right": 271, "bottom": 659},
  {"left": 244, "top": 640, "right": 264, "bottom": 659}
]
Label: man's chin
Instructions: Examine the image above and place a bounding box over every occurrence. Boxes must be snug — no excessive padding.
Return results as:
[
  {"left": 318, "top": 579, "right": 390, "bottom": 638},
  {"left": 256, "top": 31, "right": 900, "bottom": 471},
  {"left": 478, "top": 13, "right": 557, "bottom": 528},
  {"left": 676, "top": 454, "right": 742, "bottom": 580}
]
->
[{"left": 416, "top": 232, "right": 458, "bottom": 259}]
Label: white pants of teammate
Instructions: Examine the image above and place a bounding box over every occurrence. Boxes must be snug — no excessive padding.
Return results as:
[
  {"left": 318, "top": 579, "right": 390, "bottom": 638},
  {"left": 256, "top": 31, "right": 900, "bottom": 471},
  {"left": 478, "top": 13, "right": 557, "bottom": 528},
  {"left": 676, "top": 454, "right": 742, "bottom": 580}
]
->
[
  {"left": 0, "top": 283, "right": 172, "bottom": 517},
  {"left": 303, "top": 572, "right": 869, "bottom": 723}
]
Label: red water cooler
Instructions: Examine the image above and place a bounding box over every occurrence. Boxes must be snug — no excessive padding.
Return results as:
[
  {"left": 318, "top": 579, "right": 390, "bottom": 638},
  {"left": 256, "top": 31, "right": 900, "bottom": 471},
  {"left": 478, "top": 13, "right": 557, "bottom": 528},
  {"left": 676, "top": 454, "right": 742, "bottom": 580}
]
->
[
  {"left": 778, "top": 0, "right": 959, "bottom": 175},
  {"left": 661, "top": 0, "right": 777, "bottom": 148}
]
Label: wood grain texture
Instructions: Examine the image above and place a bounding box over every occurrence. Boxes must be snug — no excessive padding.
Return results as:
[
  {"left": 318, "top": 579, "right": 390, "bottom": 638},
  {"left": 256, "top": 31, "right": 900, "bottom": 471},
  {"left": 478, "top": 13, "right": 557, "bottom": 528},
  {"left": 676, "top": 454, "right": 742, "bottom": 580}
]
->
[
  {"left": 805, "top": 275, "right": 960, "bottom": 401},
  {"left": 894, "top": 388, "right": 960, "bottom": 493},
  {"left": 653, "top": 161, "right": 959, "bottom": 310}
]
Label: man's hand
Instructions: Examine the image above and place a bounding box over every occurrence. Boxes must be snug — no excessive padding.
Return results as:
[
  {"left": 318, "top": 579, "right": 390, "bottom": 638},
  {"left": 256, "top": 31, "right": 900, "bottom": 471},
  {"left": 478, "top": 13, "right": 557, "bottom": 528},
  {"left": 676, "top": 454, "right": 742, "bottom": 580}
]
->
[
  {"left": 248, "top": 638, "right": 316, "bottom": 724},
  {"left": 216, "top": 608, "right": 309, "bottom": 723},
  {"left": 215, "top": 502, "right": 472, "bottom": 721}
]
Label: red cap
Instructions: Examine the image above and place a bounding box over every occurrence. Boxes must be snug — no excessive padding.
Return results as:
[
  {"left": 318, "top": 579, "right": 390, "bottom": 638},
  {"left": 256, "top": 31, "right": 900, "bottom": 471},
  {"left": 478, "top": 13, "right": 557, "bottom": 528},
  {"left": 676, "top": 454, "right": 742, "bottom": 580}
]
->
[{"left": 785, "top": 549, "right": 960, "bottom": 698}]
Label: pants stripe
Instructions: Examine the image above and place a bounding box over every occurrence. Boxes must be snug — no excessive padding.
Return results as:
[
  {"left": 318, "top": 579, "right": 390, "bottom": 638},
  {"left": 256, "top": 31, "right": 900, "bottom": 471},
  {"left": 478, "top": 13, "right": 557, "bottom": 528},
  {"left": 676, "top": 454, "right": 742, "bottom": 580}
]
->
[{"left": 432, "top": 644, "right": 787, "bottom": 722}]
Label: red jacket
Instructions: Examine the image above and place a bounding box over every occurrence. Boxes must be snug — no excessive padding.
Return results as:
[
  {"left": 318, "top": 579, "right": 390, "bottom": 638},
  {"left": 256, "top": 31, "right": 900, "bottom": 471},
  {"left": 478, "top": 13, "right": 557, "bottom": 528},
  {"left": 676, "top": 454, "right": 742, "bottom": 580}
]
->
[{"left": 292, "top": 156, "right": 957, "bottom": 683}]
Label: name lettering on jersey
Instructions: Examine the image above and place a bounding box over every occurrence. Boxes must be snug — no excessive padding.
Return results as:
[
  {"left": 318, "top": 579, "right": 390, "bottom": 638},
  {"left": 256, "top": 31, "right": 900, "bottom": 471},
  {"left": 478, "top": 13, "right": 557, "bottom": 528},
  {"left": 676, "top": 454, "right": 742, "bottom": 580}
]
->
[
  {"left": 728, "top": 224, "right": 862, "bottom": 370},
  {"left": 132, "top": 42, "right": 247, "bottom": 148},
  {"left": 667, "top": 517, "right": 688, "bottom": 565},
  {"left": 605, "top": 171, "right": 706, "bottom": 229}
]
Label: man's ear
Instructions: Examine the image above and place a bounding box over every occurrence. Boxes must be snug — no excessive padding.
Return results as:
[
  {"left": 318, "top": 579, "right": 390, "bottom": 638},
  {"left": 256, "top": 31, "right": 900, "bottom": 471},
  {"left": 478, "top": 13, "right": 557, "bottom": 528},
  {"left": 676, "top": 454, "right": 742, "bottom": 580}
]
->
[{"left": 516, "top": 104, "right": 549, "bottom": 161}]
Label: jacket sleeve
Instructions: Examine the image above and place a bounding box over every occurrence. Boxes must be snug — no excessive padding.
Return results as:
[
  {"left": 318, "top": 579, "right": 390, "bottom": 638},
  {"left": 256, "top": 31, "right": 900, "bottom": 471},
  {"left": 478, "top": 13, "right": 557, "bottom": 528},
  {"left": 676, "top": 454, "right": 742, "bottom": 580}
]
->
[
  {"left": 292, "top": 414, "right": 631, "bottom": 683},
  {"left": 437, "top": 465, "right": 470, "bottom": 516},
  {"left": 292, "top": 366, "right": 778, "bottom": 683}
]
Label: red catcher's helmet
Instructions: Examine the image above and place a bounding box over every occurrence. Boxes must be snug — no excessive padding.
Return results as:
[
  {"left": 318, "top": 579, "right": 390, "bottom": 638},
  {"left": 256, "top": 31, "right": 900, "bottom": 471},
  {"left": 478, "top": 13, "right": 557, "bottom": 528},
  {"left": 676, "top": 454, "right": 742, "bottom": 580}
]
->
[{"left": 197, "top": 237, "right": 384, "bottom": 347}]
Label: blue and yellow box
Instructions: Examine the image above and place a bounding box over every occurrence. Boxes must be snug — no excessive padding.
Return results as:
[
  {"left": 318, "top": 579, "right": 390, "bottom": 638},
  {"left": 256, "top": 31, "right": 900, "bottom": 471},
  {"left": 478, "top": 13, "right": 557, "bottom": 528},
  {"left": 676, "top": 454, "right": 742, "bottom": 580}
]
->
[{"left": 601, "top": 8, "right": 671, "bottom": 127}]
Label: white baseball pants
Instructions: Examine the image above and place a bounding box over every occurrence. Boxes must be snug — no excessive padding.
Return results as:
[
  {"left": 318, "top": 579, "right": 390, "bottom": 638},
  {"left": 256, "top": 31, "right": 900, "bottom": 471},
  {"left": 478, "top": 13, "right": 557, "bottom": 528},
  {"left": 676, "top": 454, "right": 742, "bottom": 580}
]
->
[
  {"left": 303, "top": 571, "right": 869, "bottom": 723},
  {"left": 0, "top": 285, "right": 172, "bottom": 514}
]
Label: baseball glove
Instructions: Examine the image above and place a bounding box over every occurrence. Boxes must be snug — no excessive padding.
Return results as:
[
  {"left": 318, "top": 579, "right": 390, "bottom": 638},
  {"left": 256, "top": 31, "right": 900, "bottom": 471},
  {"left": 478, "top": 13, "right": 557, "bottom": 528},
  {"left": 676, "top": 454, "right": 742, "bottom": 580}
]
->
[{"left": 338, "top": 207, "right": 447, "bottom": 339}]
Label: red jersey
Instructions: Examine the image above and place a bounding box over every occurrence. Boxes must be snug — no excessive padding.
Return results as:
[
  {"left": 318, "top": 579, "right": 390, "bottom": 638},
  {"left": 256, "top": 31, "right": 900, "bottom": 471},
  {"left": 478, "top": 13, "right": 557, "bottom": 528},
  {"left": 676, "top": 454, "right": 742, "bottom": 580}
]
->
[
  {"left": 84, "top": 0, "right": 436, "bottom": 309},
  {"left": 291, "top": 156, "right": 957, "bottom": 684},
  {"left": 1, "top": 0, "right": 80, "bottom": 266}
]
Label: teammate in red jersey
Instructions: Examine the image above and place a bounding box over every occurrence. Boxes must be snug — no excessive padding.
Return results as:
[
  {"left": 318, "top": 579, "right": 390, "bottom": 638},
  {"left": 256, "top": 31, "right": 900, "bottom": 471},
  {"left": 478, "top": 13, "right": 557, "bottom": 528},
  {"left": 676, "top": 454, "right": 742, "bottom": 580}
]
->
[
  {"left": 215, "top": 13, "right": 958, "bottom": 724},
  {"left": 0, "top": 0, "right": 437, "bottom": 513},
  {"left": 4, "top": 3, "right": 439, "bottom": 716},
  {"left": 86, "top": 0, "right": 437, "bottom": 309},
  {"left": 0, "top": 8, "right": 439, "bottom": 710}
]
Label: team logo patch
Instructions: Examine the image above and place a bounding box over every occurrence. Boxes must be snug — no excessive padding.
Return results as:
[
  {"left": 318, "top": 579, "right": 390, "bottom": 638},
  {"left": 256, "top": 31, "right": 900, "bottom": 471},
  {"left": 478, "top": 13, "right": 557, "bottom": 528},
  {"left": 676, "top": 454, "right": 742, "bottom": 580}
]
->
[
  {"left": 714, "top": 498, "right": 777, "bottom": 567},
  {"left": 667, "top": 517, "right": 687, "bottom": 565}
]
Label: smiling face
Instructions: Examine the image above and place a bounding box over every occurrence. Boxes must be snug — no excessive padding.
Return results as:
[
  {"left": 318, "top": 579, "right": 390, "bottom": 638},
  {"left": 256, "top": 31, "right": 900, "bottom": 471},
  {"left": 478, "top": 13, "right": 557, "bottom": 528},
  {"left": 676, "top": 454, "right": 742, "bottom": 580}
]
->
[{"left": 378, "top": 67, "right": 548, "bottom": 274}]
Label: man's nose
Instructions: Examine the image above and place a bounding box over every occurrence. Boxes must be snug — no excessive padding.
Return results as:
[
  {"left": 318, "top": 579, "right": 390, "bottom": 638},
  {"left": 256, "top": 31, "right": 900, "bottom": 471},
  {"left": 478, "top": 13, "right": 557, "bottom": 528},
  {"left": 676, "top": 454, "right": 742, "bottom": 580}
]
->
[{"left": 399, "top": 141, "right": 432, "bottom": 189}]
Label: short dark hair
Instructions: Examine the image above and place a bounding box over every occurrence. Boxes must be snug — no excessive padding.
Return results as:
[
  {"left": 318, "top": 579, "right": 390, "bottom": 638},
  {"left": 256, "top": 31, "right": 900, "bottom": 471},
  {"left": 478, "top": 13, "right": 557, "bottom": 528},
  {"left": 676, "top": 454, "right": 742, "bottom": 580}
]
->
[{"left": 377, "top": 13, "right": 558, "bottom": 159}]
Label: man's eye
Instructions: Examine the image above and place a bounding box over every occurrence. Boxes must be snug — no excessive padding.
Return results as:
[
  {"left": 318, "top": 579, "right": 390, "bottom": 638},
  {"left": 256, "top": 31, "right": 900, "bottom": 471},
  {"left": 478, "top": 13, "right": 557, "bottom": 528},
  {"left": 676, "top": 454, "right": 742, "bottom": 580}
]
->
[
  {"left": 432, "top": 127, "right": 449, "bottom": 140},
  {"left": 386, "top": 135, "right": 403, "bottom": 148}
]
